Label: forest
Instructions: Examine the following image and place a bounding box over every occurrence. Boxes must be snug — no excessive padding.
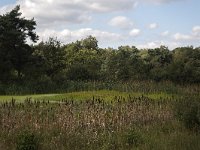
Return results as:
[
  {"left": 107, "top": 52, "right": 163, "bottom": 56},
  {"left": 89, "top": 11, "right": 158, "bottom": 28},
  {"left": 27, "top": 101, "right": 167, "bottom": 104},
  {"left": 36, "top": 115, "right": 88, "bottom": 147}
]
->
[{"left": 0, "top": 6, "right": 200, "bottom": 94}]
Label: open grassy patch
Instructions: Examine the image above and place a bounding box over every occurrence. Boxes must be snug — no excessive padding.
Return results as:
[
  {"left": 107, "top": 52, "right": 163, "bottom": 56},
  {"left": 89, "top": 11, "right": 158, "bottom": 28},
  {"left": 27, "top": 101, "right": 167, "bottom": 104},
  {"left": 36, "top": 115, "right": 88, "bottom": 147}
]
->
[
  {"left": 0, "top": 94, "right": 60, "bottom": 102},
  {"left": 0, "top": 90, "right": 175, "bottom": 102}
]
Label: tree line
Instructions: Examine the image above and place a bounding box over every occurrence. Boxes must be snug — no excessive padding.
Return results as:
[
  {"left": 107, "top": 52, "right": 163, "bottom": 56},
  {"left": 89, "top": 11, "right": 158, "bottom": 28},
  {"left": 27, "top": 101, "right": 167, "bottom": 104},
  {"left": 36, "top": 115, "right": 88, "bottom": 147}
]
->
[{"left": 0, "top": 6, "right": 200, "bottom": 87}]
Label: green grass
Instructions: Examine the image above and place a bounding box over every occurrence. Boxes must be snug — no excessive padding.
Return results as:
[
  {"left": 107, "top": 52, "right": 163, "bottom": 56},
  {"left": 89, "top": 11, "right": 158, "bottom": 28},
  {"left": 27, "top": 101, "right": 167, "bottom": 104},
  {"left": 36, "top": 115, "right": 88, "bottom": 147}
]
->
[
  {"left": 140, "top": 122, "right": 200, "bottom": 150},
  {"left": 0, "top": 94, "right": 60, "bottom": 102},
  {"left": 0, "top": 90, "right": 175, "bottom": 102}
]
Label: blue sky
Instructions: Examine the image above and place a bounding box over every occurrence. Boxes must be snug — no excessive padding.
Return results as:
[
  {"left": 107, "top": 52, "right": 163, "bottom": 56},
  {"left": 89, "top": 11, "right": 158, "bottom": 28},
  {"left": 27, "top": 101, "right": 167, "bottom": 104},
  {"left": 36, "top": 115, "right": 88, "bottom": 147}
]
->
[{"left": 0, "top": 0, "right": 200, "bottom": 49}]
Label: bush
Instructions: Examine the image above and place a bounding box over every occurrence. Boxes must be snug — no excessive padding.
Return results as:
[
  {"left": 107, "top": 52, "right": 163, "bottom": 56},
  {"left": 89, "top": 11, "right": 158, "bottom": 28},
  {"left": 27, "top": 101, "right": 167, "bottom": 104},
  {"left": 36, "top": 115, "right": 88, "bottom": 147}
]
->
[
  {"left": 16, "top": 131, "right": 39, "bottom": 150},
  {"left": 123, "top": 128, "right": 144, "bottom": 148},
  {"left": 174, "top": 97, "right": 200, "bottom": 130},
  {"left": 0, "top": 83, "right": 6, "bottom": 95}
]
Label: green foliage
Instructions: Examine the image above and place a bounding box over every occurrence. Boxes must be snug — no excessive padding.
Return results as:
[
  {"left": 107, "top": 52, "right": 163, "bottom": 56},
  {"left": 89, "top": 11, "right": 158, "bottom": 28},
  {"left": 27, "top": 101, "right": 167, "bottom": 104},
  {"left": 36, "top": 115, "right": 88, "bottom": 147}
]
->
[
  {"left": 123, "top": 128, "right": 144, "bottom": 148},
  {"left": 16, "top": 131, "right": 39, "bottom": 150},
  {"left": 174, "top": 97, "right": 200, "bottom": 130},
  {"left": 64, "top": 40, "right": 102, "bottom": 80},
  {"left": 105, "top": 46, "right": 145, "bottom": 80},
  {"left": 81, "top": 35, "right": 98, "bottom": 50},
  {"left": 0, "top": 5, "right": 38, "bottom": 81},
  {"left": 168, "top": 47, "right": 200, "bottom": 83},
  {"left": 31, "top": 38, "right": 67, "bottom": 82},
  {"left": 146, "top": 46, "right": 172, "bottom": 81}
]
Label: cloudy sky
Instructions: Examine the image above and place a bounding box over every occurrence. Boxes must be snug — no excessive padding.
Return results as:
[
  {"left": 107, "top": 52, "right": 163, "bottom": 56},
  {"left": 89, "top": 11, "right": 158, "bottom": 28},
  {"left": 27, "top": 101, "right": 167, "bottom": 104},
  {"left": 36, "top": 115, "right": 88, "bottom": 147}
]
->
[{"left": 0, "top": 0, "right": 200, "bottom": 49}]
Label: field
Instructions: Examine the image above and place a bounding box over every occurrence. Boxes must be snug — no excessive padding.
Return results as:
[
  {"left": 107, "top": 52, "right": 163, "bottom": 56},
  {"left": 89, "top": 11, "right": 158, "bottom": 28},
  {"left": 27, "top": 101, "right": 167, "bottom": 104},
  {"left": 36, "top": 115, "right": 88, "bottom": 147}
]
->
[{"left": 0, "top": 81, "right": 200, "bottom": 150}]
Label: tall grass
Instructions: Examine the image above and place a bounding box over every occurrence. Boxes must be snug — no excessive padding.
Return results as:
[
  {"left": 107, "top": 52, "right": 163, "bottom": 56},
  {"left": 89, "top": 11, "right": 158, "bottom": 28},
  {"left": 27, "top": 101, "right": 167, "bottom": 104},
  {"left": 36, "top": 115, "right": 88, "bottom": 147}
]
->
[
  {"left": 1, "top": 80, "right": 200, "bottom": 95},
  {"left": 0, "top": 95, "right": 199, "bottom": 150}
]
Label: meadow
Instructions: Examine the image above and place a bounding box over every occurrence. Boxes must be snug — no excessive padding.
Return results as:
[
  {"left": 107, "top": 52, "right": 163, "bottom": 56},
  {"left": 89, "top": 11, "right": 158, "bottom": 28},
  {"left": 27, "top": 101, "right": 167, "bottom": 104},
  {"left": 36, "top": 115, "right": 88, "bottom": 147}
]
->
[{"left": 0, "top": 81, "right": 200, "bottom": 150}]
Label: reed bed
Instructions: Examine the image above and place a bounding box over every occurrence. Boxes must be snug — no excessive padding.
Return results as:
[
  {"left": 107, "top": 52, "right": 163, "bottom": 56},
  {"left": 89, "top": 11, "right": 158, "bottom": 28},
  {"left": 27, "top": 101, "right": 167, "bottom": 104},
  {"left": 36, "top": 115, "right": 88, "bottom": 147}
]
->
[{"left": 1, "top": 95, "right": 198, "bottom": 150}]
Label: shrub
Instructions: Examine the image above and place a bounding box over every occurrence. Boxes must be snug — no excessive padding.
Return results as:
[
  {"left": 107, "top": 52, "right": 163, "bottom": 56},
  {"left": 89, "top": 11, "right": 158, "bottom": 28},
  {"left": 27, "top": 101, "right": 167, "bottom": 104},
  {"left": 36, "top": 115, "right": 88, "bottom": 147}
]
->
[
  {"left": 16, "top": 131, "right": 39, "bottom": 150},
  {"left": 174, "top": 97, "right": 200, "bottom": 131},
  {"left": 123, "top": 128, "right": 144, "bottom": 148}
]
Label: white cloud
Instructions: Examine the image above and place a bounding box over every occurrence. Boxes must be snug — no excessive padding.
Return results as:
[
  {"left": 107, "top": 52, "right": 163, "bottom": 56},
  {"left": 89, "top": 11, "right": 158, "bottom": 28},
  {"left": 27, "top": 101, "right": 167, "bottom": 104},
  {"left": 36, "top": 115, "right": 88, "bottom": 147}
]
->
[
  {"left": 137, "top": 41, "right": 164, "bottom": 49},
  {"left": 136, "top": 40, "right": 179, "bottom": 49},
  {"left": 129, "top": 28, "right": 141, "bottom": 36},
  {"left": 149, "top": 23, "right": 158, "bottom": 29},
  {"left": 161, "top": 31, "right": 169, "bottom": 36},
  {"left": 0, "top": 0, "right": 137, "bottom": 26},
  {"left": 174, "top": 33, "right": 192, "bottom": 41},
  {"left": 192, "top": 26, "right": 200, "bottom": 36},
  {"left": 38, "top": 28, "right": 123, "bottom": 47},
  {"left": 87, "top": 0, "right": 137, "bottom": 12},
  {"left": 173, "top": 26, "right": 200, "bottom": 41},
  {"left": 144, "top": 0, "right": 183, "bottom": 4},
  {"left": 109, "top": 16, "right": 133, "bottom": 29},
  {"left": 0, "top": 0, "right": 184, "bottom": 25}
]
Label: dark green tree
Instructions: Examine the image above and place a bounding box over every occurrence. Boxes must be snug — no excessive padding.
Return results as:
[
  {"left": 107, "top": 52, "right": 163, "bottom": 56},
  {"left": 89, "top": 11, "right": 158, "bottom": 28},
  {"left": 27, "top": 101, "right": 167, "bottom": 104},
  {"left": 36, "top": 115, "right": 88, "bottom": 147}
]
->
[
  {"left": 0, "top": 5, "right": 38, "bottom": 82},
  {"left": 105, "top": 46, "right": 143, "bottom": 81},
  {"left": 64, "top": 36, "right": 102, "bottom": 80},
  {"left": 81, "top": 35, "right": 98, "bottom": 51},
  {"left": 146, "top": 46, "right": 172, "bottom": 81},
  {"left": 168, "top": 46, "right": 200, "bottom": 83},
  {"left": 33, "top": 38, "right": 67, "bottom": 81}
]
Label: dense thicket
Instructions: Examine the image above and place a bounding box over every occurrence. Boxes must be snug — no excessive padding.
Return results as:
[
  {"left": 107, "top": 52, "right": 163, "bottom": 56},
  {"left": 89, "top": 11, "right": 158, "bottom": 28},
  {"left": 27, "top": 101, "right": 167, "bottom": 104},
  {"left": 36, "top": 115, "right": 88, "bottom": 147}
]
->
[{"left": 0, "top": 6, "right": 200, "bottom": 93}]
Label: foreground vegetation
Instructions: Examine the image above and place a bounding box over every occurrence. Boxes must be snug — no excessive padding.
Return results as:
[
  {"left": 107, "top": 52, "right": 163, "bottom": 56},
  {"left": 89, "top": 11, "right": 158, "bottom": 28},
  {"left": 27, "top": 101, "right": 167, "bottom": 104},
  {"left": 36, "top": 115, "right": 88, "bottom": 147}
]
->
[
  {"left": 0, "top": 82, "right": 200, "bottom": 150},
  {"left": 0, "top": 95, "right": 200, "bottom": 150}
]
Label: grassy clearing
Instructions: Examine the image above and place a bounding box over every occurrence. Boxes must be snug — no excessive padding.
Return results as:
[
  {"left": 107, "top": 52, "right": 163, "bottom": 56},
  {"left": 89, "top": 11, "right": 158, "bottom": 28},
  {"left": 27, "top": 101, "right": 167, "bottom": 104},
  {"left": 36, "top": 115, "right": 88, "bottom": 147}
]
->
[
  {"left": 0, "top": 90, "right": 175, "bottom": 102},
  {"left": 0, "top": 94, "right": 60, "bottom": 102}
]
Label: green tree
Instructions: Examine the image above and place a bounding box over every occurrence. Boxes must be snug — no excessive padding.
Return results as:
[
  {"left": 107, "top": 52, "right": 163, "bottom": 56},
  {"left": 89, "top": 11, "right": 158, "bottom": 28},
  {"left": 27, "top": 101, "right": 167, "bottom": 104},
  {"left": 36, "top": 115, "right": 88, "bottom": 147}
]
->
[
  {"left": 0, "top": 5, "right": 38, "bottom": 82},
  {"left": 169, "top": 46, "right": 200, "bottom": 83},
  {"left": 64, "top": 37, "right": 102, "bottom": 80},
  {"left": 146, "top": 46, "right": 172, "bottom": 81},
  {"left": 81, "top": 35, "right": 98, "bottom": 51},
  {"left": 33, "top": 38, "right": 67, "bottom": 81},
  {"left": 105, "top": 46, "right": 143, "bottom": 81}
]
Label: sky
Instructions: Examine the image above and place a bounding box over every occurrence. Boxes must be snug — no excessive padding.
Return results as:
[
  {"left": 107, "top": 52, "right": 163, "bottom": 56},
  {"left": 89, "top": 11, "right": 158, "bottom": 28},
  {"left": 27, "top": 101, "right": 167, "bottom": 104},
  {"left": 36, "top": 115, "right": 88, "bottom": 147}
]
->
[{"left": 0, "top": 0, "right": 200, "bottom": 49}]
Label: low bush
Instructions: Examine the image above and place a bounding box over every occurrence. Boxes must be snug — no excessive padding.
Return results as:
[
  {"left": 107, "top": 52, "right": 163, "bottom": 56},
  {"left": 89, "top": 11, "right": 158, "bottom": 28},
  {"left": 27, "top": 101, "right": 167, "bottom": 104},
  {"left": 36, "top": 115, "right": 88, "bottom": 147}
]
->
[
  {"left": 16, "top": 131, "right": 39, "bottom": 150},
  {"left": 174, "top": 97, "right": 200, "bottom": 131},
  {"left": 123, "top": 128, "right": 144, "bottom": 148}
]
